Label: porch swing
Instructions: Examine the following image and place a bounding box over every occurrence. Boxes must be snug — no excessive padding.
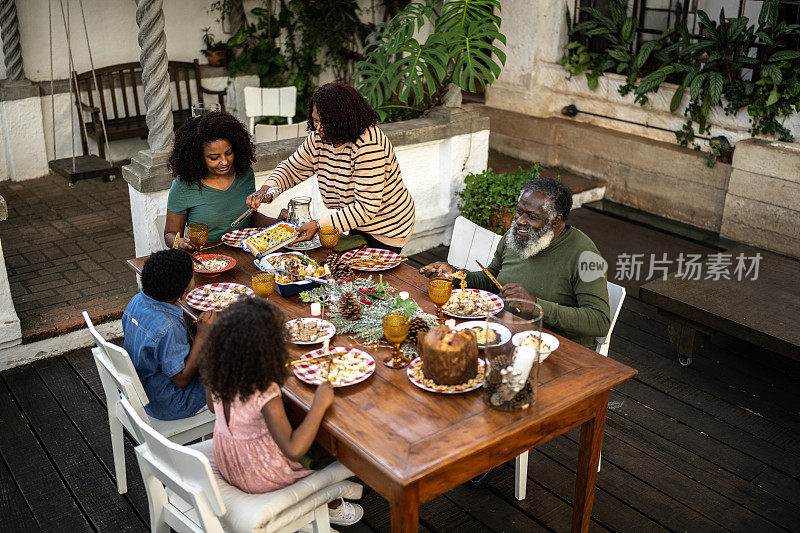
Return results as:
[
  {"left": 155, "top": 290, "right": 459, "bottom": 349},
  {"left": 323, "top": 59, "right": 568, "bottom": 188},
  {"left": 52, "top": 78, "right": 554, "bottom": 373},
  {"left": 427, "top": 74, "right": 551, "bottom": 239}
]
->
[{"left": 47, "top": 0, "right": 117, "bottom": 185}]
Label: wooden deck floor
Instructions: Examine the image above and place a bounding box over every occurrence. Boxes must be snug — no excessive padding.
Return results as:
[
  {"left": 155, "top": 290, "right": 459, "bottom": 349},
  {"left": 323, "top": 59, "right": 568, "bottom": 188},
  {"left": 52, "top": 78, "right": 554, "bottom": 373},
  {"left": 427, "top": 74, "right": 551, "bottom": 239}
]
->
[{"left": 2, "top": 208, "right": 799, "bottom": 532}]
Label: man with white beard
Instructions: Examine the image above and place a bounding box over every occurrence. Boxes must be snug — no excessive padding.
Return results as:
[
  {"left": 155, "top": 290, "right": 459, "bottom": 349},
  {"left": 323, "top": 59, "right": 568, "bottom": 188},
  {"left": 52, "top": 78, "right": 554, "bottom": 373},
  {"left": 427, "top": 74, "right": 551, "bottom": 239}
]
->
[{"left": 420, "top": 178, "right": 610, "bottom": 349}]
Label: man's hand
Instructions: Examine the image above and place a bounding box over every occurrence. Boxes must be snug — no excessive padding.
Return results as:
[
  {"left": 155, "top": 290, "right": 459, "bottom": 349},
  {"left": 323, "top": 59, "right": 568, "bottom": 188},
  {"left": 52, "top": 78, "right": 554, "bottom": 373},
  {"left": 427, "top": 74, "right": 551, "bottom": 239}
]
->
[
  {"left": 419, "top": 261, "right": 458, "bottom": 279},
  {"left": 195, "top": 310, "right": 217, "bottom": 338},
  {"left": 292, "top": 220, "right": 318, "bottom": 243},
  {"left": 500, "top": 283, "right": 538, "bottom": 314}
]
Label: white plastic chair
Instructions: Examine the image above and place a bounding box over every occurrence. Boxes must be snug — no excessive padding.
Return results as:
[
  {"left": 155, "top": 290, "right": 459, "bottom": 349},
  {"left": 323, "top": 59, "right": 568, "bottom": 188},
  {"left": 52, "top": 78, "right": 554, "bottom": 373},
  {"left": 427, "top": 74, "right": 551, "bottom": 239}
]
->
[
  {"left": 154, "top": 214, "right": 167, "bottom": 252},
  {"left": 83, "top": 311, "right": 215, "bottom": 494},
  {"left": 244, "top": 86, "right": 297, "bottom": 135},
  {"left": 447, "top": 215, "right": 503, "bottom": 270},
  {"left": 121, "top": 396, "right": 362, "bottom": 533},
  {"left": 255, "top": 120, "right": 308, "bottom": 144},
  {"left": 513, "top": 281, "right": 626, "bottom": 500}
]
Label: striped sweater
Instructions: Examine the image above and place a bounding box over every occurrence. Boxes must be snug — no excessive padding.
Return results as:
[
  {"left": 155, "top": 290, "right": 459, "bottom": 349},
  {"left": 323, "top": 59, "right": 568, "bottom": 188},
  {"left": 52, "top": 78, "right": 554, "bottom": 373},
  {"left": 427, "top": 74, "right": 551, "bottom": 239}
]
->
[{"left": 263, "top": 125, "right": 416, "bottom": 248}]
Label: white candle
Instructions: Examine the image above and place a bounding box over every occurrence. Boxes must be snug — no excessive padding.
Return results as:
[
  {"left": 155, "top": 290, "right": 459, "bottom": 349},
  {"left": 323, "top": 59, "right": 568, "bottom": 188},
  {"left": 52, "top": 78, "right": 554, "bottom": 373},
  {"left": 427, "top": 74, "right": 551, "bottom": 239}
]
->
[
  {"left": 512, "top": 345, "right": 536, "bottom": 383},
  {"left": 445, "top": 319, "right": 456, "bottom": 328},
  {"left": 399, "top": 291, "right": 409, "bottom": 300},
  {"left": 310, "top": 302, "right": 322, "bottom": 317}
]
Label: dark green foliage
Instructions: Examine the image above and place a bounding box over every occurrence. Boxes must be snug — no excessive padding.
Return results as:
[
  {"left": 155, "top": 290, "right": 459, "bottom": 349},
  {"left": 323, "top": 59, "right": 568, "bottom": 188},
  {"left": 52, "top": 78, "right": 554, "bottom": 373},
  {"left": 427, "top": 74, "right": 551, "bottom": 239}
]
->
[
  {"left": 355, "top": 0, "right": 506, "bottom": 121},
  {"left": 560, "top": 0, "right": 800, "bottom": 165},
  {"left": 456, "top": 165, "right": 544, "bottom": 233}
]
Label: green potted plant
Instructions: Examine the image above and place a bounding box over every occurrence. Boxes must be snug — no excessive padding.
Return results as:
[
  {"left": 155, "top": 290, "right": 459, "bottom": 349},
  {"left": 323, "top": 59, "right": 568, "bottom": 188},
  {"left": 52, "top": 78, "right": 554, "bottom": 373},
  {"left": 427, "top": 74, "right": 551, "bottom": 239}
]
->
[
  {"left": 201, "top": 28, "right": 228, "bottom": 67},
  {"left": 456, "top": 165, "right": 543, "bottom": 234}
]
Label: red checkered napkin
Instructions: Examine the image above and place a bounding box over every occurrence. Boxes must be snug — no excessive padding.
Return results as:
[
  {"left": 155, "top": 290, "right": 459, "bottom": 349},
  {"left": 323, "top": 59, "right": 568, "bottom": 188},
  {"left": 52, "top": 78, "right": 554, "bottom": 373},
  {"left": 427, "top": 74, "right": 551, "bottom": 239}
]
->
[
  {"left": 221, "top": 228, "right": 262, "bottom": 247},
  {"left": 292, "top": 347, "right": 375, "bottom": 387},
  {"left": 341, "top": 247, "right": 401, "bottom": 272},
  {"left": 442, "top": 289, "right": 504, "bottom": 319},
  {"left": 184, "top": 283, "right": 254, "bottom": 311}
]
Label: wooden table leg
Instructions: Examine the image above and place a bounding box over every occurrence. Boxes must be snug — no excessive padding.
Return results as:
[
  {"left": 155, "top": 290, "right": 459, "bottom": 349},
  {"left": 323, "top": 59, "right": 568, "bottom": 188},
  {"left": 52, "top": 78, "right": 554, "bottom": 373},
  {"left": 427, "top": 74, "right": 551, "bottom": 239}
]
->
[
  {"left": 571, "top": 391, "right": 609, "bottom": 533},
  {"left": 390, "top": 483, "right": 419, "bottom": 533}
]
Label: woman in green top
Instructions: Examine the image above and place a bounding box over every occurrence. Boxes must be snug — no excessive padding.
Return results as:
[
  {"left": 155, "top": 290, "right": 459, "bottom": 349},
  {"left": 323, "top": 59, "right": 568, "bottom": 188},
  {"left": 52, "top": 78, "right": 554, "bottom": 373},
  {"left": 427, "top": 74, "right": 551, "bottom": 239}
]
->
[{"left": 165, "top": 111, "right": 273, "bottom": 249}]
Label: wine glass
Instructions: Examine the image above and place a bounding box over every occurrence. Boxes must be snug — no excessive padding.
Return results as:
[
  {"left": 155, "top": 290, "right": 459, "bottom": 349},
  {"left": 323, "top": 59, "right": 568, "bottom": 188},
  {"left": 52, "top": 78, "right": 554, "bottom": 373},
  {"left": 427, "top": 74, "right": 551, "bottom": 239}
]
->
[
  {"left": 252, "top": 272, "right": 276, "bottom": 299},
  {"left": 382, "top": 313, "right": 410, "bottom": 368},
  {"left": 186, "top": 223, "right": 208, "bottom": 253},
  {"left": 428, "top": 278, "right": 453, "bottom": 324},
  {"left": 191, "top": 103, "right": 221, "bottom": 117},
  {"left": 319, "top": 226, "right": 340, "bottom": 261}
]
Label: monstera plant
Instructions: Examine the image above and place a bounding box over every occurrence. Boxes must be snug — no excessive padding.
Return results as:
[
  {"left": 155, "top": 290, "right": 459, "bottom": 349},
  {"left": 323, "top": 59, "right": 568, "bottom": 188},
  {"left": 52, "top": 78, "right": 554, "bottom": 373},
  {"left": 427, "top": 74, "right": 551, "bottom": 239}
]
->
[{"left": 355, "top": 0, "right": 506, "bottom": 120}]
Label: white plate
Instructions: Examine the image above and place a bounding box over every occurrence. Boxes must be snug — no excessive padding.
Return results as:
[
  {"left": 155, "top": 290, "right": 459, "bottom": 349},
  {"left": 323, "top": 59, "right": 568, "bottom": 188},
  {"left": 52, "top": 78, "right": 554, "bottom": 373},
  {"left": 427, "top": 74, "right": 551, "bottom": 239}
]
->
[
  {"left": 284, "top": 318, "right": 335, "bottom": 345},
  {"left": 453, "top": 321, "right": 511, "bottom": 348},
  {"left": 511, "top": 331, "right": 560, "bottom": 362},
  {"left": 292, "top": 347, "right": 375, "bottom": 387},
  {"left": 442, "top": 289, "right": 504, "bottom": 319},
  {"left": 407, "top": 358, "right": 485, "bottom": 394}
]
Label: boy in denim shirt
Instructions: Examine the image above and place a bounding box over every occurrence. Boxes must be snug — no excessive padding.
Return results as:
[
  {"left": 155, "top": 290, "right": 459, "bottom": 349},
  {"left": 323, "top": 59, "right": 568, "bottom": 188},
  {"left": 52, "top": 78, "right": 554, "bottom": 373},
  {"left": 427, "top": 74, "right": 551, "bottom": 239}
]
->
[{"left": 123, "top": 249, "right": 214, "bottom": 420}]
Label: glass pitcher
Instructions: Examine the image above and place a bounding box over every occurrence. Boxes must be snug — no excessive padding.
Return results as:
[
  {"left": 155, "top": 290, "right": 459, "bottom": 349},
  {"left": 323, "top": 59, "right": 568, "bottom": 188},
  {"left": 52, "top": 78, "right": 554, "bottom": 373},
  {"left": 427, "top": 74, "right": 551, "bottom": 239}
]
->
[{"left": 286, "top": 196, "right": 320, "bottom": 250}]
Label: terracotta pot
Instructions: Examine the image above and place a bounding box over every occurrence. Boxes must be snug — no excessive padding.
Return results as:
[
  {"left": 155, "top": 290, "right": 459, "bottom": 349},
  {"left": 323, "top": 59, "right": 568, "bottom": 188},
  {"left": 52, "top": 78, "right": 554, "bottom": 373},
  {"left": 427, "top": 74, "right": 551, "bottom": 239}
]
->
[
  {"left": 488, "top": 207, "right": 514, "bottom": 234},
  {"left": 203, "top": 50, "right": 227, "bottom": 67}
]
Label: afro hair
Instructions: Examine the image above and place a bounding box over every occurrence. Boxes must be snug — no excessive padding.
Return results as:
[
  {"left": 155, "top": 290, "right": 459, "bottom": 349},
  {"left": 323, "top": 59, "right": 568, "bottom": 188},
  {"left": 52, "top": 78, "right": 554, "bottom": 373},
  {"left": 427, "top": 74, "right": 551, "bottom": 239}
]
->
[{"left": 140, "top": 249, "right": 194, "bottom": 302}]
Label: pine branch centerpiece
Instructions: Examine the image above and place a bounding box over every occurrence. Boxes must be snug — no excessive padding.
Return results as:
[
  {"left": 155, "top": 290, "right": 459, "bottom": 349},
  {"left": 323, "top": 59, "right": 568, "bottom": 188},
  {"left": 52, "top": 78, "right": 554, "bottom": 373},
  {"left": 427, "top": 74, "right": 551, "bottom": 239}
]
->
[{"left": 300, "top": 276, "right": 437, "bottom": 357}]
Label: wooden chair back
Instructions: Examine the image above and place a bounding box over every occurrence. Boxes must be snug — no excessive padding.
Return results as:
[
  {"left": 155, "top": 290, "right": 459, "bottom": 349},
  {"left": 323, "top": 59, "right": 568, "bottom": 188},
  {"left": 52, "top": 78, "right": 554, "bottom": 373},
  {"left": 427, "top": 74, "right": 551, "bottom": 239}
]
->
[
  {"left": 244, "top": 86, "right": 297, "bottom": 134},
  {"left": 121, "top": 396, "right": 226, "bottom": 533}
]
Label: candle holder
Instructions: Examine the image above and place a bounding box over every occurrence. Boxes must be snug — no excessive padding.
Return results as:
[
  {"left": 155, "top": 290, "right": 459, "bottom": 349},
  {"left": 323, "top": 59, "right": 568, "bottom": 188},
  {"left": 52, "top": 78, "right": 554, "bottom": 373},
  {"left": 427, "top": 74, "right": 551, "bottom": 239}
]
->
[{"left": 482, "top": 299, "right": 543, "bottom": 411}]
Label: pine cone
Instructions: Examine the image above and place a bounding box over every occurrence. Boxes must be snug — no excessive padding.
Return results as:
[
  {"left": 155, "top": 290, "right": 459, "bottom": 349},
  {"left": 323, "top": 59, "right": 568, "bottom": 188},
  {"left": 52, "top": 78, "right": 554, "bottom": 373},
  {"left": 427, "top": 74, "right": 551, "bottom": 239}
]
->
[
  {"left": 327, "top": 253, "right": 354, "bottom": 281},
  {"left": 338, "top": 291, "right": 362, "bottom": 320},
  {"left": 407, "top": 317, "right": 431, "bottom": 344}
]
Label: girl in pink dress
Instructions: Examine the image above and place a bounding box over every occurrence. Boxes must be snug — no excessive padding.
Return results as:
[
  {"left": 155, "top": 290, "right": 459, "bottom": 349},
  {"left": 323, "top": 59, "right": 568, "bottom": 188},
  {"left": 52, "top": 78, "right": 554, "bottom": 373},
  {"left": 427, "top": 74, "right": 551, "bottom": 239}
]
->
[{"left": 199, "top": 298, "right": 363, "bottom": 526}]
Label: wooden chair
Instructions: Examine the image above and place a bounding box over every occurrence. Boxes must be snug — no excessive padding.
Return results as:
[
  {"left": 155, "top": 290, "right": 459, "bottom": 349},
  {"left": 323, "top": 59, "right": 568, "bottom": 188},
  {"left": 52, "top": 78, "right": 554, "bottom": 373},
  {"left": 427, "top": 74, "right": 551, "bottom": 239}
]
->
[
  {"left": 244, "top": 86, "right": 297, "bottom": 135},
  {"left": 73, "top": 59, "right": 226, "bottom": 159},
  {"left": 446, "top": 215, "right": 503, "bottom": 270},
  {"left": 82, "top": 311, "right": 215, "bottom": 494},
  {"left": 120, "top": 396, "right": 362, "bottom": 533},
  {"left": 513, "top": 281, "right": 626, "bottom": 499}
]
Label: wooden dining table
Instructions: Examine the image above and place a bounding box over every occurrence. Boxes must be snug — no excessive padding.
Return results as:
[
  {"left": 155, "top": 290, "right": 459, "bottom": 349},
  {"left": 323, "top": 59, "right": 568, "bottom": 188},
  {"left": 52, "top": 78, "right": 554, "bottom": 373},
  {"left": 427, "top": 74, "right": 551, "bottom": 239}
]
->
[{"left": 127, "top": 243, "right": 636, "bottom": 532}]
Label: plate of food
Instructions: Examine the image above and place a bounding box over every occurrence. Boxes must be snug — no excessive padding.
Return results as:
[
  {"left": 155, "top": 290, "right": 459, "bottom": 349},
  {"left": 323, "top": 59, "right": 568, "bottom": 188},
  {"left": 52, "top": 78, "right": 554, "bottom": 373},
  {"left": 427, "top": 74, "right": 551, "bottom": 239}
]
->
[
  {"left": 221, "top": 227, "right": 262, "bottom": 248},
  {"left": 185, "top": 282, "right": 254, "bottom": 311},
  {"left": 511, "top": 331, "right": 560, "bottom": 362},
  {"left": 453, "top": 320, "right": 511, "bottom": 348},
  {"left": 442, "top": 289, "right": 504, "bottom": 319},
  {"left": 292, "top": 347, "right": 375, "bottom": 387},
  {"left": 285, "top": 318, "right": 335, "bottom": 345},
  {"left": 242, "top": 222, "right": 298, "bottom": 256},
  {"left": 406, "top": 358, "right": 485, "bottom": 394},
  {"left": 255, "top": 252, "right": 326, "bottom": 297},
  {"left": 193, "top": 254, "right": 236, "bottom": 276},
  {"left": 340, "top": 247, "right": 402, "bottom": 271},
  {"left": 286, "top": 235, "right": 321, "bottom": 251}
]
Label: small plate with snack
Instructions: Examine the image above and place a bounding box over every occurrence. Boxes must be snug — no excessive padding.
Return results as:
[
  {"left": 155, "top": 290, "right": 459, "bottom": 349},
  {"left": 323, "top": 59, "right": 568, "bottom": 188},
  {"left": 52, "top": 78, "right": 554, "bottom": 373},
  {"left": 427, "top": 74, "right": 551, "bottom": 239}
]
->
[
  {"left": 221, "top": 227, "right": 262, "bottom": 248},
  {"left": 340, "top": 247, "right": 402, "bottom": 271},
  {"left": 292, "top": 347, "right": 375, "bottom": 387},
  {"left": 453, "top": 320, "right": 511, "bottom": 348},
  {"left": 192, "top": 254, "right": 236, "bottom": 276},
  {"left": 442, "top": 289, "right": 504, "bottom": 319},
  {"left": 242, "top": 222, "right": 298, "bottom": 256},
  {"left": 511, "top": 331, "right": 560, "bottom": 362},
  {"left": 185, "top": 282, "right": 254, "bottom": 311},
  {"left": 284, "top": 318, "right": 335, "bottom": 345}
]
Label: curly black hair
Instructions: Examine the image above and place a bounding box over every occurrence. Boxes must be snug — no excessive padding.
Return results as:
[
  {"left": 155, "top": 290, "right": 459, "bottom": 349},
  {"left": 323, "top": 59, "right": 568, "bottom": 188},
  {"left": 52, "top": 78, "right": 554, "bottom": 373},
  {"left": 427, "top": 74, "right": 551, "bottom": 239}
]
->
[
  {"left": 520, "top": 178, "right": 573, "bottom": 223},
  {"left": 199, "top": 298, "right": 291, "bottom": 404},
  {"left": 168, "top": 111, "right": 255, "bottom": 188},
  {"left": 307, "top": 82, "right": 378, "bottom": 145},
  {"left": 141, "top": 249, "right": 194, "bottom": 302}
]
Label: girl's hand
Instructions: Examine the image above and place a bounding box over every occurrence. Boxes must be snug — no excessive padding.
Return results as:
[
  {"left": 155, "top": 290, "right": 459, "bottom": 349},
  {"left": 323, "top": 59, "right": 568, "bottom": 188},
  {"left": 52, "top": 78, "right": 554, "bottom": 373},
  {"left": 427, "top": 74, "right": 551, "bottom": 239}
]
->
[
  {"left": 313, "top": 381, "right": 334, "bottom": 410},
  {"left": 176, "top": 237, "right": 197, "bottom": 251},
  {"left": 293, "top": 220, "right": 319, "bottom": 243}
]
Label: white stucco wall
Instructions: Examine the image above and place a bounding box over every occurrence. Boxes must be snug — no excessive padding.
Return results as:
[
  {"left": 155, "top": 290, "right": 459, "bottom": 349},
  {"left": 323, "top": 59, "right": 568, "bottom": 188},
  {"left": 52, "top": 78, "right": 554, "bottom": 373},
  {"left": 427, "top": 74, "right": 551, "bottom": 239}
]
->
[
  {"left": 0, "top": 237, "right": 22, "bottom": 350},
  {"left": 487, "top": 0, "right": 799, "bottom": 146},
  {"left": 129, "top": 128, "right": 490, "bottom": 258}
]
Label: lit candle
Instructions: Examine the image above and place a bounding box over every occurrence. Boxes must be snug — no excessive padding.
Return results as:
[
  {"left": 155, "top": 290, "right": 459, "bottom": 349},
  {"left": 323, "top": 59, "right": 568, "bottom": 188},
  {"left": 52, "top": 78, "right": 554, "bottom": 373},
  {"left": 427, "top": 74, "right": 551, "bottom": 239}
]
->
[
  {"left": 399, "top": 291, "right": 409, "bottom": 300},
  {"left": 512, "top": 345, "right": 536, "bottom": 383},
  {"left": 310, "top": 302, "right": 322, "bottom": 317}
]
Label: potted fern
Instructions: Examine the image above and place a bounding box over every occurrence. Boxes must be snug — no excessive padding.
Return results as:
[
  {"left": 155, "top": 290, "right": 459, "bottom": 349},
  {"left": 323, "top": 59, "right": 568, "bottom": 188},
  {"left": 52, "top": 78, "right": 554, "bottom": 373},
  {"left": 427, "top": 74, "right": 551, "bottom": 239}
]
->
[{"left": 355, "top": 0, "right": 507, "bottom": 121}]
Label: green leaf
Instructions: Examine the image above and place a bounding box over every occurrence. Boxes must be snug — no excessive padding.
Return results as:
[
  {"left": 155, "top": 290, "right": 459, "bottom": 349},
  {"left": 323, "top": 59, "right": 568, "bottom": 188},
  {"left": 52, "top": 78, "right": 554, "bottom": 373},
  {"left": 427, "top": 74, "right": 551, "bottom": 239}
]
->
[
  {"left": 762, "top": 64, "right": 782, "bottom": 85},
  {"left": 608, "top": 49, "right": 630, "bottom": 63},
  {"left": 587, "top": 75, "right": 599, "bottom": 90},
  {"left": 770, "top": 50, "right": 800, "bottom": 62},
  {"left": 690, "top": 72, "right": 708, "bottom": 100},
  {"left": 727, "top": 17, "right": 748, "bottom": 41},
  {"left": 670, "top": 85, "right": 685, "bottom": 112},
  {"left": 635, "top": 40, "right": 658, "bottom": 69},
  {"left": 621, "top": 18, "right": 635, "bottom": 43},
  {"left": 766, "top": 88, "right": 780, "bottom": 106},
  {"left": 707, "top": 71, "right": 724, "bottom": 105},
  {"left": 586, "top": 27, "right": 612, "bottom": 37},
  {"left": 696, "top": 10, "right": 717, "bottom": 40}
]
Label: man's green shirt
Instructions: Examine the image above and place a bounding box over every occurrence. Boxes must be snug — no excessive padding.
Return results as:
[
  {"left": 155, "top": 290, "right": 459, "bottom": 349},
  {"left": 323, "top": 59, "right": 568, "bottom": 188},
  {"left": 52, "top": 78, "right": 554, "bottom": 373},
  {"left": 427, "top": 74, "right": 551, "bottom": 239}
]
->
[{"left": 465, "top": 226, "right": 610, "bottom": 349}]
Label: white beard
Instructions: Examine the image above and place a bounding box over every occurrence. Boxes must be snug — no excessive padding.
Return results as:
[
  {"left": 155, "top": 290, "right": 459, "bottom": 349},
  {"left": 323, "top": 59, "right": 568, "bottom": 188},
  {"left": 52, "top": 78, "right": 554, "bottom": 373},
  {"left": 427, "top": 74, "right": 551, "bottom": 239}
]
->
[{"left": 507, "top": 221, "right": 554, "bottom": 259}]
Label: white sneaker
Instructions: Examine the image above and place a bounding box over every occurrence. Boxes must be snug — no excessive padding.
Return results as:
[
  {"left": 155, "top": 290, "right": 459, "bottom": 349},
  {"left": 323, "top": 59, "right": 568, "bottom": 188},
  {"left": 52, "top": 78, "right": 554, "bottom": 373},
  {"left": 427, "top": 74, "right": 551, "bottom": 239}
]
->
[{"left": 328, "top": 500, "right": 364, "bottom": 526}]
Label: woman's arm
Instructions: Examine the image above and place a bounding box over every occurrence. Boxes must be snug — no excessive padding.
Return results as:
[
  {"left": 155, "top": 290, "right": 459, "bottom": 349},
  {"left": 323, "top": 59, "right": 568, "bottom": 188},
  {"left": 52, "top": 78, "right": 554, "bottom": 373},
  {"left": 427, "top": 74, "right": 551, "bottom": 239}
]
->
[
  {"left": 262, "top": 382, "right": 334, "bottom": 462},
  {"left": 164, "top": 209, "right": 197, "bottom": 251}
]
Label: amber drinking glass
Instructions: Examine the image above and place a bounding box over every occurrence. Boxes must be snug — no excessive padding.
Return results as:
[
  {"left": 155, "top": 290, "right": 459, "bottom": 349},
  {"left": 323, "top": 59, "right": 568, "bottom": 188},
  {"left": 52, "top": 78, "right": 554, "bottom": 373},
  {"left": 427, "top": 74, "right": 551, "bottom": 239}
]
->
[
  {"left": 252, "top": 272, "right": 276, "bottom": 299},
  {"left": 428, "top": 278, "right": 453, "bottom": 324},
  {"left": 186, "top": 223, "right": 208, "bottom": 252},
  {"left": 382, "top": 313, "right": 410, "bottom": 369},
  {"left": 318, "top": 226, "right": 340, "bottom": 260}
]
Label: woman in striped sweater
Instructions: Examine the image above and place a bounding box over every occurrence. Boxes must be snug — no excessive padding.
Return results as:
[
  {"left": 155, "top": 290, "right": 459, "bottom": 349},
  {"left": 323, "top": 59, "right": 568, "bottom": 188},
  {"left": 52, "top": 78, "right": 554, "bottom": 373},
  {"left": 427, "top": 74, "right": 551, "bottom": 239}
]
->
[{"left": 246, "top": 83, "right": 415, "bottom": 253}]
